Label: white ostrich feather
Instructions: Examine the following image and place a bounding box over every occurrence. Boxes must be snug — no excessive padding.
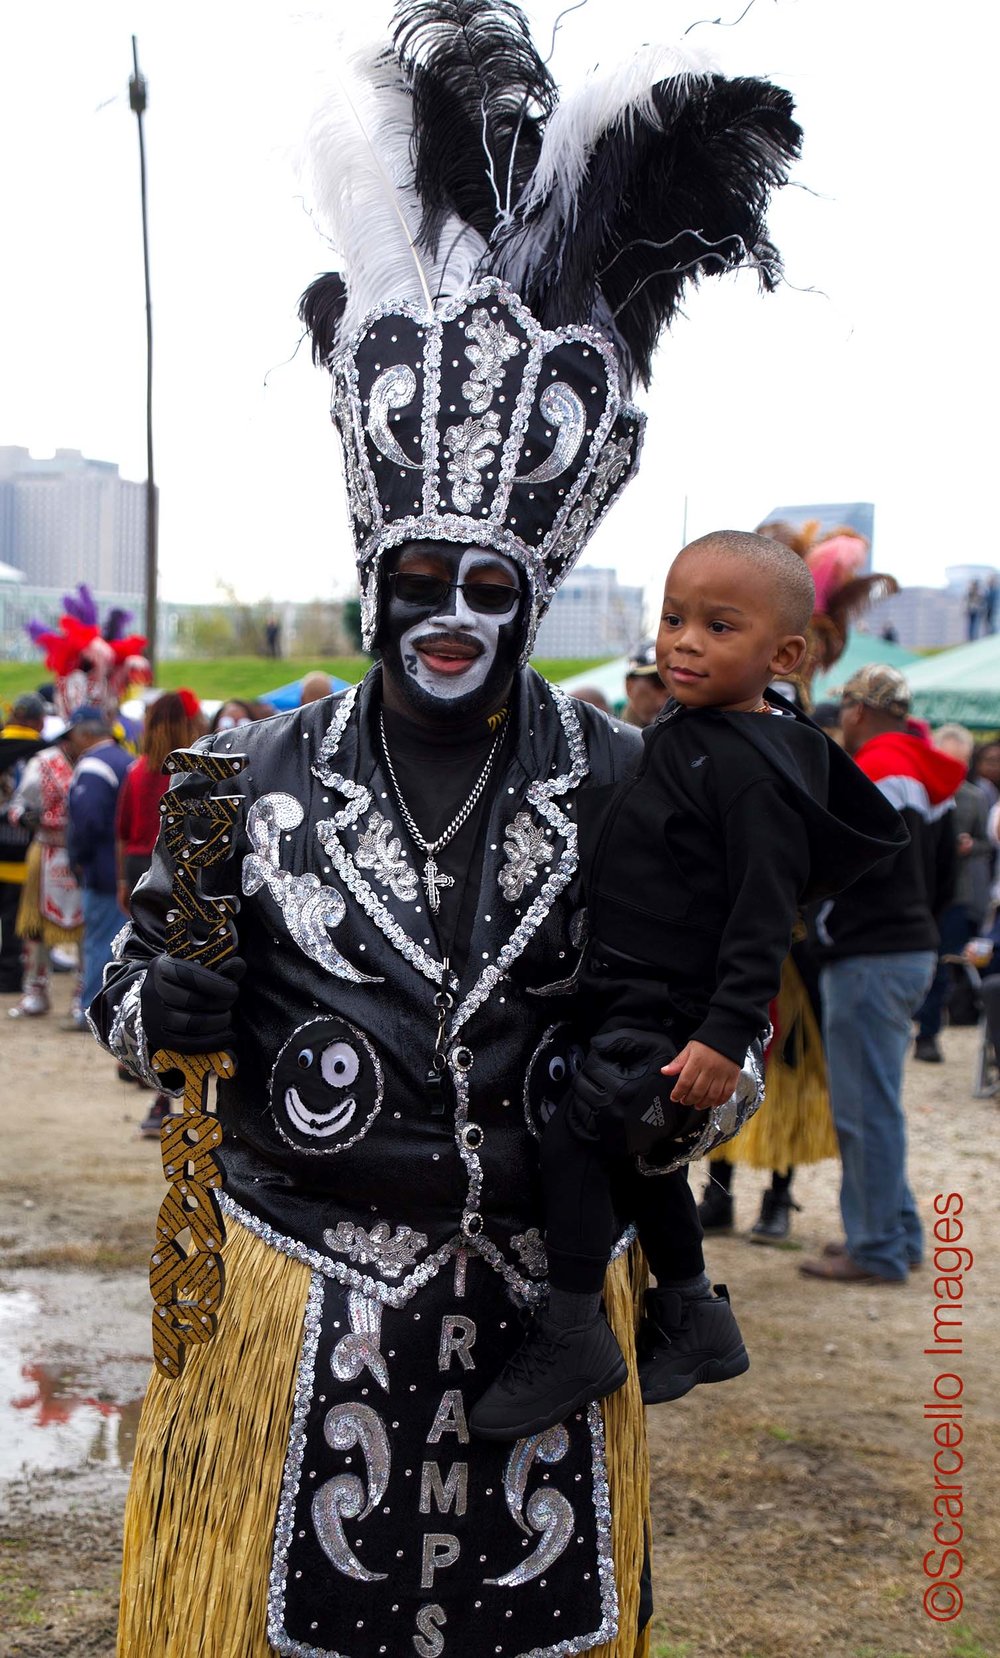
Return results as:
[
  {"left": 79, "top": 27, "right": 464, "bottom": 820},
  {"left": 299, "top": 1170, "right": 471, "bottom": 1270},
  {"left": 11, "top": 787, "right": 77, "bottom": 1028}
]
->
[
  {"left": 521, "top": 41, "right": 718, "bottom": 223},
  {"left": 298, "top": 44, "right": 487, "bottom": 337}
]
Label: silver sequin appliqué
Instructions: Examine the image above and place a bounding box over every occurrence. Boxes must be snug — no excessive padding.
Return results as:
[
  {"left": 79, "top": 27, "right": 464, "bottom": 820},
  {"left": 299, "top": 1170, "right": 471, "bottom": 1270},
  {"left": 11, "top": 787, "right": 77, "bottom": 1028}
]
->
[
  {"left": 354, "top": 810, "right": 419, "bottom": 903},
  {"left": 243, "top": 792, "right": 381, "bottom": 985},
  {"left": 498, "top": 810, "right": 551, "bottom": 902}
]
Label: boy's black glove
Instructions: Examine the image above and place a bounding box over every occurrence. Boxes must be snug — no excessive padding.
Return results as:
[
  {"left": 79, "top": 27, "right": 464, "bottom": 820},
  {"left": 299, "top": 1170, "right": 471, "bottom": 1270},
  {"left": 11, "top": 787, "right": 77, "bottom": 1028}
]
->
[
  {"left": 567, "top": 1026, "right": 703, "bottom": 1157},
  {"left": 140, "top": 954, "right": 246, "bottom": 1058}
]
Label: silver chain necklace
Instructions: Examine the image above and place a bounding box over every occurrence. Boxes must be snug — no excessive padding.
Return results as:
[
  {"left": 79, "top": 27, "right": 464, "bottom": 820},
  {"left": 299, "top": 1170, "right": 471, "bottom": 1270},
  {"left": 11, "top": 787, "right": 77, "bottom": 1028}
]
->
[{"left": 379, "top": 709, "right": 504, "bottom": 913}]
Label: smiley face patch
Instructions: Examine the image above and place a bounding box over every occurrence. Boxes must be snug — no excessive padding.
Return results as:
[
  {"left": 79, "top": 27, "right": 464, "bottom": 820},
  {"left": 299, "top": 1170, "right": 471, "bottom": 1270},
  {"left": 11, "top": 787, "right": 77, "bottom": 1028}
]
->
[
  {"left": 270, "top": 1017, "right": 383, "bottom": 1155},
  {"left": 522, "top": 1022, "right": 585, "bottom": 1139}
]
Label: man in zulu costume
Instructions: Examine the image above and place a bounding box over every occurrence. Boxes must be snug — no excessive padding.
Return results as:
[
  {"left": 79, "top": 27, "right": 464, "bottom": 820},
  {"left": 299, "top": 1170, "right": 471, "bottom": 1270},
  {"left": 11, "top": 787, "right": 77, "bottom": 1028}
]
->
[{"left": 92, "top": 6, "right": 801, "bottom": 1654}]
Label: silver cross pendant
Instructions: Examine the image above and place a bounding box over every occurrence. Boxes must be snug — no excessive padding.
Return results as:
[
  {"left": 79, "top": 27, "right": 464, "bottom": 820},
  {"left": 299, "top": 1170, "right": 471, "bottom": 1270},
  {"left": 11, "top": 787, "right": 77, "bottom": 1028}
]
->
[{"left": 422, "top": 856, "right": 455, "bottom": 914}]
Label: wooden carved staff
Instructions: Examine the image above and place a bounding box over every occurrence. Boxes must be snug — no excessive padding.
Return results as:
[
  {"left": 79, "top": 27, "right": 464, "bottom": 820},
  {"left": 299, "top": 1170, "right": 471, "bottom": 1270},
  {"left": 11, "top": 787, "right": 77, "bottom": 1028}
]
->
[{"left": 148, "top": 746, "right": 247, "bottom": 1381}]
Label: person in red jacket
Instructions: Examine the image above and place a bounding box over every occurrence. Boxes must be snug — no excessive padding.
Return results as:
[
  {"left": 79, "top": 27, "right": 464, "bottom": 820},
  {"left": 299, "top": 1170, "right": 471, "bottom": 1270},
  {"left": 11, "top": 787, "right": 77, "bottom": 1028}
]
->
[
  {"left": 802, "top": 665, "right": 965, "bottom": 1285},
  {"left": 115, "top": 689, "right": 202, "bottom": 1135},
  {"left": 115, "top": 690, "right": 202, "bottom": 913}
]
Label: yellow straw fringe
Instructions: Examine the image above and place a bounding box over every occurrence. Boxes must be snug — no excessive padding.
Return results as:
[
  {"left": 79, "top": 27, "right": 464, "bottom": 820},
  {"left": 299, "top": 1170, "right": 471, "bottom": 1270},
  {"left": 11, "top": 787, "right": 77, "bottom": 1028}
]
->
[
  {"left": 119, "top": 1221, "right": 652, "bottom": 1658},
  {"left": 119, "top": 1218, "right": 311, "bottom": 1658},
  {"left": 708, "top": 954, "right": 838, "bottom": 1173},
  {"left": 589, "top": 1244, "right": 652, "bottom": 1658}
]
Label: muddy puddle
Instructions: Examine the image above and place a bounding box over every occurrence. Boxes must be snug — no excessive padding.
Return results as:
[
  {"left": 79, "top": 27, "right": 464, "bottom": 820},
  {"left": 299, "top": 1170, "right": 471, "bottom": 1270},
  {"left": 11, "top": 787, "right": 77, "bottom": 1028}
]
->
[{"left": 0, "top": 1268, "right": 150, "bottom": 1490}]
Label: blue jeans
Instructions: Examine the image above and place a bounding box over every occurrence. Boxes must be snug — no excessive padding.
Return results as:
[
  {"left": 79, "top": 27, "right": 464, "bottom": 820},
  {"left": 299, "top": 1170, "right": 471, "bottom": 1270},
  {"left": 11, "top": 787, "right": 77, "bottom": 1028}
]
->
[
  {"left": 916, "top": 904, "right": 975, "bottom": 1039},
  {"left": 81, "top": 887, "right": 126, "bottom": 1019},
  {"left": 821, "top": 951, "right": 935, "bottom": 1279}
]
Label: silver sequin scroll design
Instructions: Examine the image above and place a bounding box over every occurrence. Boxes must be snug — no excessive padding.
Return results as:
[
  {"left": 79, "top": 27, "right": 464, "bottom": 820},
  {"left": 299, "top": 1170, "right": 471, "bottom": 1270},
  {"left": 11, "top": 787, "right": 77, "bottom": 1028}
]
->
[
  {"left": 498, "top": 811, "right": 551, "bottom": 902},
  {"left": 331, "top": 1288, "right": 390, "bottom": 1390},
  {"left": 461, "top": 309, "right": 520, "bottom": 413},
  {"left": 637, "top": 1039, "right": 767, "bottom": 1177},
  {"left": 367, "top": 364, "right": 421, "bottom": 470},
  {"left": 486, "top": 1425, "right": 574, "bottom": 1587},
  {"left": 516, "top": 382, "right": 587, "bottom": 484},
  {"left": 242, "top": 792, "right": 381, "bottom": 985},
  {"left": 353, "top": 810, "right": 419, "bottom": 902},
  {"left": 312, "top": 1402, "right": 391, "bottom": 1583}
]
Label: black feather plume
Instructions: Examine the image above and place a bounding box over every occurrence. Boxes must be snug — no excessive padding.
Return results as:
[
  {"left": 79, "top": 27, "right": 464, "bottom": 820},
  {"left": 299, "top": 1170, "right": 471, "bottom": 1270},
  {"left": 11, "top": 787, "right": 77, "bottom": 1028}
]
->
[
  {"left": 392, "top": 0, "right": 557, "bottom": 254},
  {"left": 299, "top": 272, "right": 349, "bottom": 365},
  {"left": 498, "top": 75, "right": 802, "bottom": 389}
]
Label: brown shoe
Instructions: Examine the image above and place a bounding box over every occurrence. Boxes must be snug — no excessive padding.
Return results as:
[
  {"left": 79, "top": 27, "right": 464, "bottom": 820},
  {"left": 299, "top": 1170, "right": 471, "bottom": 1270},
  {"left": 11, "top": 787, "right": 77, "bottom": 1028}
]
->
[
  {"left": 799, "top": 1254, "right": 904, "bottom": 1284},
  {"left": 822, "top": 1238, "right": 921, "bottom": 1270}
]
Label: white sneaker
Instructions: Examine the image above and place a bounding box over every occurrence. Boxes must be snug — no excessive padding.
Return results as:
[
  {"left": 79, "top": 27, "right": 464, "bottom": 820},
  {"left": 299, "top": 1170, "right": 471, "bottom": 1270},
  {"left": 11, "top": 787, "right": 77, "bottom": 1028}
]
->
[{"left": 9, "top": 990, "right": 50, "bottom": 1018}]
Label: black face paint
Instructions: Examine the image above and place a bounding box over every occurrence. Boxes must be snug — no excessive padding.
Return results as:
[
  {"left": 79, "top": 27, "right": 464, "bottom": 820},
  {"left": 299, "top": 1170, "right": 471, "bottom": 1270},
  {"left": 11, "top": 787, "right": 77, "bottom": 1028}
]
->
[{"left": 377, "top": 542, "right": 527, "bottom": 724}]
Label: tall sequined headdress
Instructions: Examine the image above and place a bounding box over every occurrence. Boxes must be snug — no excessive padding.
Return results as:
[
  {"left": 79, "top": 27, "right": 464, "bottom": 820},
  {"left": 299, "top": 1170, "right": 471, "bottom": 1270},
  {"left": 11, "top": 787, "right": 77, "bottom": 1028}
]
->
[{"left": 299, "top": 2, "right": 802, "bottom": 652}]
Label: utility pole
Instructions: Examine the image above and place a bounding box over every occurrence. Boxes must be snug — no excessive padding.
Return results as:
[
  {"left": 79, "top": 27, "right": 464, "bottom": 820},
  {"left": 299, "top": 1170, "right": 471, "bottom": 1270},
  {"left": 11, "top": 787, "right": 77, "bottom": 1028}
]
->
[{"left": 130, "top": 37, "right": 157, "bottom": 676}]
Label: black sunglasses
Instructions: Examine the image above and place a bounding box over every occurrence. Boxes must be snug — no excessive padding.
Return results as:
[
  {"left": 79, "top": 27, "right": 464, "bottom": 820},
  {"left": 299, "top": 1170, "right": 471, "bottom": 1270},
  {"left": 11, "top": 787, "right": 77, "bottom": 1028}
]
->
[{"left": 390, "top": 570, "right": 520, "bottom": 615}]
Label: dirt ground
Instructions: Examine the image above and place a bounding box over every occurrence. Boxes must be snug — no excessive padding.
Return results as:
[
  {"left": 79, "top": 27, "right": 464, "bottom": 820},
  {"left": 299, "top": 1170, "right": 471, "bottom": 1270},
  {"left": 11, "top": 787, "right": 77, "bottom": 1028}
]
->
[{"left": 1, "top": 971, "right": 997, "bottom": 1658}]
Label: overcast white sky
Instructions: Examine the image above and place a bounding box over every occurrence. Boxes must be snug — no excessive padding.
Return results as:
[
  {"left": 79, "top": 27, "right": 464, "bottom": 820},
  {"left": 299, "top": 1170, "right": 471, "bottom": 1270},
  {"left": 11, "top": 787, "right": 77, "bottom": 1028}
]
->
[{"left": 1, "top": 0, "right": 995, "bottom": 618}]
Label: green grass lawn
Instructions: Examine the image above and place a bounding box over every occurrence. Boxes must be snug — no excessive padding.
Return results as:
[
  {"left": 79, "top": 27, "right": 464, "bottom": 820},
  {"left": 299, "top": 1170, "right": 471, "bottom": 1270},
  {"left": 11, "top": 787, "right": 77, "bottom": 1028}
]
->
[{"left": 0, "top": 654, "right": 613, "bottom": 709}]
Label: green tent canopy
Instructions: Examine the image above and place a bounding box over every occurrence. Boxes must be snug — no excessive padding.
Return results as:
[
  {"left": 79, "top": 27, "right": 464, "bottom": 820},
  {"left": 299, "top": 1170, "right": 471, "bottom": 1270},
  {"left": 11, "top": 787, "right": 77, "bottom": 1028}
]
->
[
  {"left": 901, "top": 633, "right": 1000, "bottom": 729},
  {"left": 811, "top": 632, "right": 918, "bottom": 703}
]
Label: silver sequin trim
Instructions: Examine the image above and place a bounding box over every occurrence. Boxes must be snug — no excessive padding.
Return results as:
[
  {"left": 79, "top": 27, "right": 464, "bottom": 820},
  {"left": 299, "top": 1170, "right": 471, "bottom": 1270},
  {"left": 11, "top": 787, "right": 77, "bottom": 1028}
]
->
[
  {"left": 267, "top": 1272, "right": 328, "bottom": 1653},
  {"left": 450, "top": 685, "right": 588, "bottom": 1041},
  {"left": 110, "top": 920, "right": 133, "bottom": 962},
  {"left": 99, "top": 971, "right": 177, "bottom": 1093}
]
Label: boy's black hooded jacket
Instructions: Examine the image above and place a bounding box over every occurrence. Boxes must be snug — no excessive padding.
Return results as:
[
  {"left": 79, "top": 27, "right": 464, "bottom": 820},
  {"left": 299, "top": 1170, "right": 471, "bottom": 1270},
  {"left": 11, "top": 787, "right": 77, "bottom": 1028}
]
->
[{"left": 578, "top": 698, "right": 909, "bottom": 1065}]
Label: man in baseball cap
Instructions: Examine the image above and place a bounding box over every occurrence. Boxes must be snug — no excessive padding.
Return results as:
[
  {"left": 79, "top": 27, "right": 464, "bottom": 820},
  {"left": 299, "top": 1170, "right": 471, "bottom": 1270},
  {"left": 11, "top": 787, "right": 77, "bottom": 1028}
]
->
[
  {"left": 624, "top": 639, "right": 669, "bottom": 728},
  {"left": 837, "top": 663, "right": 911, "bottom": 719},
  {"left": 801, "top": 663, "right": 966, "bottom": 1285}
]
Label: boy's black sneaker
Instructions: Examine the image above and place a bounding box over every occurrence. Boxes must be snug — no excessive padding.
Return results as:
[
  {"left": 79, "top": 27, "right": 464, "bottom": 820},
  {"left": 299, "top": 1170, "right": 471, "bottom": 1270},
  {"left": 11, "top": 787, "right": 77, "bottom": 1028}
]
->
[
  {"left": 469, "top": 1312, "right": 627, "bottom": 1441},
  {"left": 638, "top": 1284, "right": 749, "bottom": 1404},
  {"left": 697, "top": 1180, "right": 734, "bottom": 1233}
]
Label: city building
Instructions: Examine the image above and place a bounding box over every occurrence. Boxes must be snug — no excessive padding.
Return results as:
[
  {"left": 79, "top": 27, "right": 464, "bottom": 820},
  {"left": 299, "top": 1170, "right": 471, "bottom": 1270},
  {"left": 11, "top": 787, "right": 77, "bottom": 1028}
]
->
[
  {"left": 533, "top": 564, "right": 645, "bottom": 658},
  {"left": 0, "top": 446, "right": 148, "bottom": 597},
  {"left": 866, "top": 566, "right": 1000, "bottom": 650}
]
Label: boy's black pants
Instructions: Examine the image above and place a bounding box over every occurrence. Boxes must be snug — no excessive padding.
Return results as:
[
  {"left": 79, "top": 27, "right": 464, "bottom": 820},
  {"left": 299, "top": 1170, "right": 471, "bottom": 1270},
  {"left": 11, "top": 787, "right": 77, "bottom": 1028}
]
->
[{"left": 542, "top": 1093, "right": 706, "bottom": 1294}]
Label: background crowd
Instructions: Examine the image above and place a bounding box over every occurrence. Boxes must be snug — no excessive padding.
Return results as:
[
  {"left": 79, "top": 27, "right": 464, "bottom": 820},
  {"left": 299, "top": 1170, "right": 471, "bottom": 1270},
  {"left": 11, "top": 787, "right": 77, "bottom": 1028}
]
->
[{"left": 2, "top": 650, "right": 999, "bottom": 1267}]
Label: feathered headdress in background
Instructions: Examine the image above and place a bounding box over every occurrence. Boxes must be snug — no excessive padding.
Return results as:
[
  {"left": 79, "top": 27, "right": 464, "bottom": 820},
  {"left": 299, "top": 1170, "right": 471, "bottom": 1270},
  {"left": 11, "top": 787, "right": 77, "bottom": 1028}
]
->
[
  {"left": 298, "top": 0, "right": 802, "bottom": 651},
  {"left": 26, "top": 584, "right": 151, "bottom": 720},
  {"left": 759, "top": 521, "right": 899, "bottom": 682}
]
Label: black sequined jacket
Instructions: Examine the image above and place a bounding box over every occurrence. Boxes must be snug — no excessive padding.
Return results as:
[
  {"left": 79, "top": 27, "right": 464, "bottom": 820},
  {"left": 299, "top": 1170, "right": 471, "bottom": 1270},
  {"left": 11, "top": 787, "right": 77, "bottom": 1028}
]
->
[{"left": 91, "top": 666, "right": 640, "bottom": 1304}]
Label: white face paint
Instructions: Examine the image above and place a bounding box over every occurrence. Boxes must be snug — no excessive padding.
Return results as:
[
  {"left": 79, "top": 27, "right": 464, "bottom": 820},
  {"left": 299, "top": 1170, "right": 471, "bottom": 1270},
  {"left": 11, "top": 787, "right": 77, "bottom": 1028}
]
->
[{"left": 397, "top": 548, "right": 521, "bottom": 704}]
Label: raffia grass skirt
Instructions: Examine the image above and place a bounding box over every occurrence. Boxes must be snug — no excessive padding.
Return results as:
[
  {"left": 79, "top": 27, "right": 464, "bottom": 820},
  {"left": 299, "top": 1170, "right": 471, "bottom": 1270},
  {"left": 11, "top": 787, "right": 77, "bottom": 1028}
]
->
[
  {"left": 119, "top": 1218, "right": 651, "bottom": 1658},
  {"left": 15, "top": 841, "right": 84, "bottom": 947},
  {"left": 708, "top": 952, "right": 838, "bottom": 1173}
]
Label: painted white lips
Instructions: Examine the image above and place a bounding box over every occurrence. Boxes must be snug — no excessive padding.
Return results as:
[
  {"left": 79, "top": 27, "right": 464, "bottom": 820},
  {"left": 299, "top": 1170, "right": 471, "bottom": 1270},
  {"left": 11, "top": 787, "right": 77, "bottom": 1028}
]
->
[{"left": 284, "top": 1087, "right": 358, "bottom": 1139}]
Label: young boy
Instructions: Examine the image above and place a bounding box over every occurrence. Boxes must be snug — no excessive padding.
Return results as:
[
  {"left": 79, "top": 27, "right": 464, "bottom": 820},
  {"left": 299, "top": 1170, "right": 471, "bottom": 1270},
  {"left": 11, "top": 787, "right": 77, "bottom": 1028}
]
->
[{"left": 470, "top": 530, "right": 908, "bottom": 1441}]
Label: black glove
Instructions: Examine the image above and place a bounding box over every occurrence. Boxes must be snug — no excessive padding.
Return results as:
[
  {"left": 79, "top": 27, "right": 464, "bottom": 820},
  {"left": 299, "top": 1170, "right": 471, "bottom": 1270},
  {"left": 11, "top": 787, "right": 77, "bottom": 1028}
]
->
[
  {"left": 568, "top": 1026, "right": 703, "bottom": 1158},
  {"left": 141, "top": 954, "right": 246, "bottom": 1058}
]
